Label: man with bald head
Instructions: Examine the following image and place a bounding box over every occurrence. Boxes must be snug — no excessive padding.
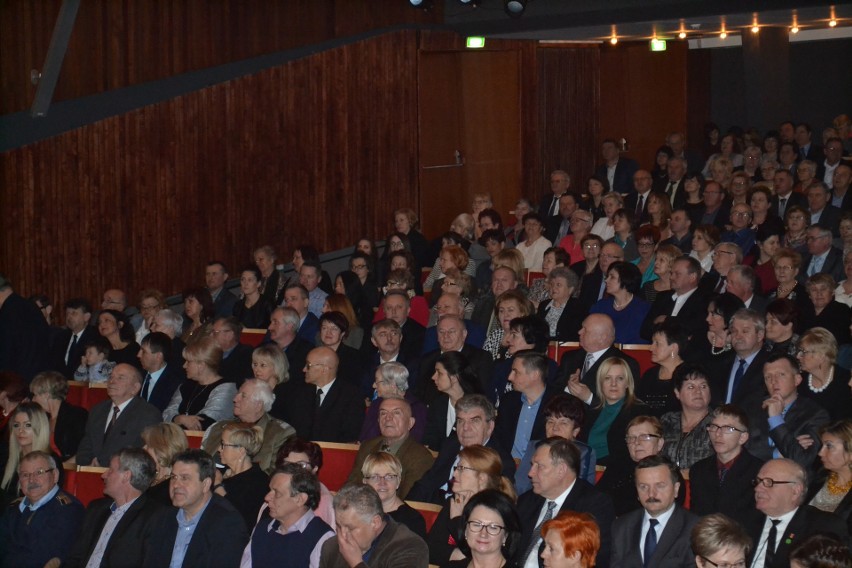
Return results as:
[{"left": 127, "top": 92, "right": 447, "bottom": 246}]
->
[
  {"left": 559, "top": 314, "right": 640, "bottom": 406},
  {"left": 285, "top": 347, "right": 363, "bottom": 442},
  {"left": 421, "top": 292, "right": 486, "bottom": 354},
  {"left": 101, "top": 288, "right": 143, "bottom": 332}
]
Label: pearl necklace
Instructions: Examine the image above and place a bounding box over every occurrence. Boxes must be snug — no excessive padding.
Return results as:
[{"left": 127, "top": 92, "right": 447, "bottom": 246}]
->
[
  {"left": 613, "top": 294, "right": 633, "bottom": 311},
  {"left": 807, "top": 367, "right": 834, "bottom": 393}
]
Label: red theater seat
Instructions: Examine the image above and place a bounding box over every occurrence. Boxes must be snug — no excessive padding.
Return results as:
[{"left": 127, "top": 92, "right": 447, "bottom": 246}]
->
[
  {"left": 186, "top": 430, "right": 205, "bottom": 449},
  {"left": 241, "top": 328, "right": 267, "bottom": 347},
  {"left": 619, "top": 344, "right": 655, "bottom": 375},
  {"left": 66, "top": 381, "right": 86, "bottom": 407},
  {"left": 75, "top": 466, "right": 107, "bottom": 506},
  {"left": 316, "top": 442, "right": 359, "bottom": 492},
  {"left": 547, "top": 341, "right": 581, "bottom": 363},
  {"left": 407, "top": 500, "right": 443, "bottom": 532}
]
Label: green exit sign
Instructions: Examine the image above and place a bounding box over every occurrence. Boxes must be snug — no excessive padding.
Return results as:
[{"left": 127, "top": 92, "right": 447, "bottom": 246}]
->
[
  {"left": 650, "top": 39, "right": 667, "bottom": 51},
  {"left": 466, "top": 36, "right": 486, "bottom": 48}
]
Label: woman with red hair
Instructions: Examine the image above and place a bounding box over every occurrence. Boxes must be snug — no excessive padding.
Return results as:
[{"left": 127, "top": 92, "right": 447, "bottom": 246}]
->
[{"left": 541, "top": 511, "right": 601, "bottom": 568}]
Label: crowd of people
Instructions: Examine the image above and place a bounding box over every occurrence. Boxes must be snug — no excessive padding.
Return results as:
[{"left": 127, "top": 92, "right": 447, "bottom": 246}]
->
[{"left": 2, "top": 118, "right": 852, "bottom": 567}]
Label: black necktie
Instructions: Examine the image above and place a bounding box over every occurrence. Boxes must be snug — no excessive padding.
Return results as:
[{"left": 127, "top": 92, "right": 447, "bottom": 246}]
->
[
  {"left": 715, "top": 276, "right": 727, "bottom": 293},
  {"left": 141, "top": 373, "right": 152, "bottom": 400},
  {"left": 644, "top": 518, "right": 659, "bottom": 568},
  {"left": 104, "top": 406, "right": 120, "bottom": 440},
  {"left": 66, "top": 333, "right": 78, "bottom": 365},
  {"left": 732, "top": 358, "right": 746, "bottom": 400},
  {"left": 635, "top": 194, "right": 645, "bottom": 218},
  {"left": 778, "top": 197, "right": 787, "bottom": 217},
  {"left": 550, "top": 196, "right": 559, "bottom": 217},
  {"left": 315, "top": 388, "right": 323, "bottom": 409},
  {"left": 764, "top": 519, "right": 781, "bottom": 568}
]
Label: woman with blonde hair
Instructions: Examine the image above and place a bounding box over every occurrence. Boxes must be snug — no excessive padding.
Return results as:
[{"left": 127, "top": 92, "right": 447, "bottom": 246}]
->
[
  {"left": 214, "top": 422, "right": 268, "bottom": 528},
  {"left": 541, "top": 511, "right": 601, "bottom": 568},
  {"left": 1, "top": 402, "right": 59, "bottom": 507},
  {"left": 141, "top": 422, "right": 188, "bottom": 504},
  {"left": 796, "top": 328, "right": 852, "bottom": 421},
  {"left": 361, "top": 451, "right": 426, "bottom": 538},
  {"left": 323, "top": 293, "right": 364, "bottom": 349}
]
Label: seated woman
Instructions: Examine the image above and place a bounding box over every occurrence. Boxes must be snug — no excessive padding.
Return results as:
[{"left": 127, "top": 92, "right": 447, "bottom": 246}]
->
[
  {"left": 475, "top": 229, "right": 508, "bottom": 292},
  {"left": 429, "top": 245, "right": 473, "bottom": 305},
  {"left": 515, "top": 394, "right": 597, "bottom": 493},
  {"left": 632, "top": 224, "right": 662, "bottom": 287},
  {"left": 423, "top": 233, "right": 476, "bottom": 292},
  {"left": 537, "top": 267, "right": 584, "bottom": 342},
  {"left": 516, "top": 212, "right": 553, "bottom": 271},
  {"left": 275, "top": 438, "right": 334, "bottom": 527},
  {"left": 426, "top": 445, "right": 516, "bottom": 567},
  {"left": 644, "top": 192, "right": 672, "bottom": 242},
  {"left": 423, "top": 352, "right": 481, "bottom": 451},
  {"left": 796, "top": 328, "right": 852, "bottom": 421},
  {"left": 487, "top": 315, "right": 553, "bottom": 403},
  {"left": 335, "top": 269, "right": 376, "bottom": 334},
  {"left": 763, "top": 299, "right": 800, "bottom": 356},
  {"left": 373, "top": 268, "right": 430, "bottom": 327},
  {"left": 790, "top": 534, "right": 852, "bottom": 568},
  {"left": 768, "top": 248, "right": 815, "bottom": 318},
  {"left": 570, "top": 234, "right": 603, "bottom": 289},
  {"left": 141, "top": 422, "right": 188, "bottom": 505},
  {"left": 98, "top": 309, "right": 141, "bottom": 368},
  {"left": 232, "top": 266, "right": 273, "bottom": 330},
  {"left": 253, "top": 245, "right": 288, "bottom": 307},
  {"left": 180, "top": 287, "right": 215, "bottom": 345},
  {"left": 705, "top": 293, "right": 746, "bottom": 357},
  {"left": 641, "top": 244, "right": 680, "bottom": 304},
  {"left": 428, "top": 268, "right": 475, "bottom": 325},
  {"left": 590, "top": 261, "right": 650, "bottom": 345},
  {"left": 750, "top": 225, "right": 782, "bottom": 295},
  {"left": 801, "top": 274, "right": 852, "bottom": 345},
  {"left": 557, "top": 210, "right": 593, "bottom": 266},
  {"left": 1, "top": 402, "right": 63, "bottom": 508},
  {"left": 834, "top": 249, "right": 852, "bottom": 308},
  {"left": 660, "top": 363, "right": 714, "bottom": 472},
  {"left": 361, "top": 451, "right": 426, "bottom": 539},
  {"left": 249, "top": 344, "right": 294, "bottom": 420},
  {"left": 214, "top": 422, "right": 269, "bottom": 530},
  {"left": 528, "top": 248, "right": 569, "bottom": 309},
  {"left": 447, "top": 489, "right": 522, "bottom": 568},
  {"left": 585, "top": 174, "right": 611, "bottom": 222},
  {"left": 541, "top": 511, "right": 601, "bottom": 568},
  {"left": 316, "top": 311, "right": 364, "bottom": 391},
  {"left": 135, "top": 288, "right": 166, "bottom": 344},
  {"left": 691, "top": 514, "right": 752, "bottom": 568},
  {"left": 323, "top": 293, "right": 364, "bottom": 350},
  {"left": 483, "top": 289, "right": 534, "bottom": 361},
  {"left": 360, "top": 362, "right": 427, "bottom": 443},
  {"left": 781, "top": 206, "right": 809, "bottom": 254},
  {"left": 607, "top": 208, "right": 639, "bottom": 262},
  {"left": 591, "top": 192, "right": 623, "bottom": 242},
  {"left": 163, "top": 337, "right": 236, "bottom": 431},
  {"left": 348, "top": 251, "right": 381, "bottom": 315},
  {"left": 690, "top": 224, "right": 720, "bottom": 274},
  {"left": 806, "top": 420, "right": 852, "bottom": 534},
  {"left": 29, "top": 371, "right": 88, "bottom": 462},
  {"left": 635, "top": 321, "right": 687, "bottom": 417},
  {"left": 387, "top": 249, "right": 424, "bottom": 296},
  {"left": 391, "top": 207, "right": 431, "bottom": 271}
]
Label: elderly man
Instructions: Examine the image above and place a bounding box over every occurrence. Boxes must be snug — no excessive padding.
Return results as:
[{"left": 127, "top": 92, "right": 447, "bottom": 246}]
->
[
  {"left": 748, "top": 458, "right": 848, "bottom": 568},
  {"left": 284, "top": 283, "right": 320, "bottom": 343},
  {"left": 595, "top": 138, "right": 639, "bottom": 195},
  {"left": 721, "top": 204, "right": 756, "bottom": 255},
  {"left": 699, "top": 181, "right": 730, "bottom": 230},
  {"left": 547, "top": 192, "right": 581, "bottom": 244},
  {"left": 515, "top": 438, "right": 614, "bottom": 568},
  {"left": 422, "top": 292, "right": 486, "bottom": 353},
  {"left": 561, "top": 313, "right": 640, "bottom": 405},
  {"left": 707, "top": 309, "right": 771, "bottom": 406},
  {"left": 149, "top": 308, "right": 186, "bottom": 368},
  {"left": 267, "top": 306, "right": 313, "bottom": 384},
  {"left": 319, "top": 484, "right": 428, "bottom": 568},
  {"left": 470, "top": 265, "right": 519, "bottom": 332},
  {"left": 137, "top": 331, "right": 185, "bottom": 411},
  {"left": 203, "top": 379, "right": 296, "bottom": 473},
  {"left": 611, "top": 455, "right": 698, "bottom": 568},
  {"left": 241, "top": 463, "right": 335, "bottom": 568},
  {"left": 212, "top": 316, "right": 253, "bottom": 384},
  {"left": 407, "top": 394, "right": 515, "bottom": 505},
  {"left": 74, "top": 363, "right": 162, "bottom": 466},
  {"left": 807, "top": 182, "right": 842, "bottom": 234},
  {"left": 286, "top": 347, "right": 364, "bottom": 443},
  {"left": 0, "top": 451, "right": 84, "bottom": 568},
  {"left": 146, "top": 450, "right": 248, "bottom": 567},
  {"left": 770, "top": 170, "right": 806, "bottom": 219},
  {"left": 830, "top": 163, "right": 852, "bottom": 210},
  {"left": 726, "top": 265, "right": 768, "bottom": 314},
  {"left": 416, "top": 314, "right": 493, "bottom": 405},
  {"left": 641, "top": 256, "right": 710, "bottom": 349},
  {"left": 656, "top": 157, "right": 687, "bottom": 207},
  {"left": 382, "top": 290, "right": 425, "bottom": 363},
  {"left": 661, "top": 208, "right": 693, "bottom": 254},
  {"left": 625, "top": 170, "right": 654, "bottom": 223},
  {"left": 361, "top": 319, "right": 420, "bottom": 399},
  {"left": 345, "top": 398, "right": 434, "bottom": 498},
  {"left": 101, "top": 288, "right": 144, "bottom": 331},
  {"left": 540, "top": 169, "right": 571, "bottom": 220},
  {"left": 206, "top": 261, "right": 238, "bottom": 318},
  {"left": 800, "top": 223, "right": 845, "bottom": 283},
  {"left": 744, "top": 354, "right": 830, "bottom": 469},
  {"left": 703, "top": 242, "right": 743, "bottom": 295},
  {"left": 66, "top": 448, "right": 165, "bottom": 568}
]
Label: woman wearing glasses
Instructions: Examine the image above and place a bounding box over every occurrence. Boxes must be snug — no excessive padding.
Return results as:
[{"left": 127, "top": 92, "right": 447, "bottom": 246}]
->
[
  {"left": 660, "top": 364, "right": 714, "bottom": 473},
  {"left": 427, "top": 445, "right": 516, "bottom": 567},
  {"left": 214, "top": 422, "right": 268, "bottom": 530},
  {"left": 768, "top": 248, "right": 815, "bottom": 320},
  {"left": 691, "top": 513, "right": 751, "bottom": 568},
  {"left": 796, "top": 328, "right": 852, "bottom": 421},
  {"left": 447, "top": 489, "right": 522, "bottom": 568},
  {"left": 361, "top": 451, "right": 425, "bottom": 539}
]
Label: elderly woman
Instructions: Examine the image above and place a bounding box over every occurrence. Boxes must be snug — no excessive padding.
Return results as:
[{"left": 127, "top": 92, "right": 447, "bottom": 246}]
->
[
  {"left": 213, "top": 422, "right": 269, "bottom": 529},
  {"left": 768, "top": 248, "right": 815, "bottom": 316},
  {"left": 749, "top": 187, "right": 784, "bottom": 237},
  {"left": 781, "top": 206, "right": 809, "bottom": 254},
  {"left": 751, "top": 226, "right": 782, "bottom": 295},
  {"left": 323, "top": 292, "right": 364, "bottom": 350},
  {"left": 361, "top": 451, "right": 426, "bottom": 538},
  {"left": 483, "top": 289, "right": 534, "bottom": 360},
  {"left": 476, "top": 229, "right": 508, "bottom": 292},
  {"left": 690, "top": 224, "right": 720, "bottom": 273},
  {"left": 802, "top": 274, "right": 852, "bottom": 344},
  {"left": 608, "top": 208, "right": 638, "bottom": 262},
  {"left": 691, "top": 514, "right": 752, "bottom": 568},
  {"left": 538, "top": 267, "right": 584, "bottom": 342},
  {"left": 796, "top": 328, "right": 852, "bottom": 421},
  {"left": 29, "top": 371, "right": 88, "bottom": 461},
  {"left": 360, "top": 361, "right": 427, "bottom": 443},
  {"left": 703, "top": 134, "right": 743, "bottom": 178},
  {"left": 488, "top": 316, "right": 553, "bottom": 404},
  {"left": 709, "top": 156, "right": 735, "bottom": 191},
  {"left": 528, "top": 247, "right": 570, "bottom": 309},
  {"left": 506, "top": 198, "right": 531, "bottom": 244},
  {"left": 837, "top": 212, "right": 852, "bottom": 256},
  {"left": 1, "top": 402, "right": 61, "bottom": 508},
  {"left": 585, "top": 175, "right": 610, "bottom": 221},
  {"left": 136, "top": 288, "right": 166, "bottom": 344},
  {"left": 233, "top": 267, "right": 274, "bottom": 329},
  {"left": 541, "top": 511, "right": 601, "bottom": 568},
  {"left": 806, "top": 420, "right": 852, "bottom": 533},
  {"left": 141, "top": 422, "right": 188, "bottom": 505},
  {"left": 163, "top": 337, "right": 236, "bottom": 431},
  {"left": 660, "top": 363, "right": 713, "bottom": 472},
  {"left": 764, "top": 299, "right": 800, "bottom": 356},
  {"left": 517, "top": 212, "right": 553, "bottom": 271},
  {"left": 98, "top": 309, "right": 141, "bottom": 368},
  {"left": 250, "top": 344, "right": 291, "bottom": 420},
  {"left": 636, "top": 321, "right": 688, "bottom": 417},
  {"left": 742, "top": 145, "right": 763, "bottom": 180},
  {"left": 180, "top": 287, "right": 215, "bottom": 344},
  {"left": 591, "top": 192, "right": 623, "bottom": 241},
  {"left": 558, "top": 210, "right": 594, "bottom": 266},
  {"left": 641, "top": 244, "right": 680, "bottom": 304},
  {"left": 795, "top": 159, "right": 819, "bottom": 194},
  {"left": 427, "top": 446, "right": 516, "bottom": 567},
  {"left": 728, "top": 172, "right": 752, "bottom": 206},
  {"left": 573, "top": 234, "right": 604, "bottom": 285},
  {"left": 427, "top": 244, "right": 472, "bottom": 299},
  {"left": 317, "top": 311, "right": 364, "bottom": 390},
  {"left": 423, "top": 352, "right": 481, "bottom": 451},
  {"left": 705, "top": 293, "right": 746, "bottom": 356},
  {"left": 275, "top": 438, "right": 334, "bottom": 526},
  {"left": 760, "top": 156, "right": 780, "bottom": 183},
  {"left": 834, "top": 249, "right": 852, "bottom": 307},
  {"left": 631, "top": 225, "right": 662, "bottom": 287},
  {"left": 253, "top": 245, "right": 287, "bottom": 306},
  {"left": 436, "top": 268, "right": 475, "bottom": 321},
  {"left": 591, "top": 262, "right": 650, "bottom": 345}
]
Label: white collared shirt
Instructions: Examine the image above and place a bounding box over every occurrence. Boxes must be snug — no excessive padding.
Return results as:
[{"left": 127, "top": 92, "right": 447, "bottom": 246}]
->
[
  {"left": 523, "top": 480, "right": 577, "bottom": 568},
  {"left": 671, "top": 287, "right": 698, "bottom": 317},
  {"left": 640, "top": 504, "right": 677, "bottom": 562},
  {"left": 750, "top": 508, "right": 798, "bottom": 568}
]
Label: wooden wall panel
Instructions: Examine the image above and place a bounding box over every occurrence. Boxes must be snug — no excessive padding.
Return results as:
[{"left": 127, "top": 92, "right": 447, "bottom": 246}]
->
[{"left": 0, "top": 31, "right": 420, "bottom": 306}]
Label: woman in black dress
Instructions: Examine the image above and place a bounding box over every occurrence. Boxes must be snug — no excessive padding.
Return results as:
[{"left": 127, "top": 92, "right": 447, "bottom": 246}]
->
[
  {"left": 214, "top": 422, "right": 269, "bottom": 530},
  {"left": 232, "top": 266, "right": 273, "bottom": 329}
]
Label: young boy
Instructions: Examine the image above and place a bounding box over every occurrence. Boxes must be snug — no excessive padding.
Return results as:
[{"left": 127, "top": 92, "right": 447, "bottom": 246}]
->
[{"left": 74, "top": 338, "right": 115, "bottom": 383}]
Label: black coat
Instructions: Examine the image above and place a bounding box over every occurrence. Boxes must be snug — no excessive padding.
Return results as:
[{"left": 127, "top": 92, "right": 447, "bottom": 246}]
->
[
  {"left": 415, "top": 344, "right": 494, "bottom": 406},
  {"left": 51, "top": 325, "right": 101, "bottom": 378},
  {"left": 218, "top": 342, "right": 253, "bottom": 385},
  {"left": 556, "top": 346, "right": 641, "bottom": 406},
  {"left": 282, "top": 379, "right": 364, "bottom": 443},
  {"left": 748, "top": 505, "right": 849, "bottom": 568},
  {"left": 53, "top": 400, "right": 88, "bottom": 461},
  {"left": 689, "top": 449, "right": 765, "bottom": 529},
  {"left": 144, "top": 363, "right": 186, "bottom": 413},
  {"left": 537, "top": 298, "right": 585, "bottom": 342}
]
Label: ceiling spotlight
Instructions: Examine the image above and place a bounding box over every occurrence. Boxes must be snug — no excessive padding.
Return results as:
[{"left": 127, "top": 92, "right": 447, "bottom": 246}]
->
[
  {"left": 505, "top": 0, "right": 526, "bottom": 18},
  {"left": 678, "top": 31, "right": 687, "bottom": 39},
  {"left": 720, "top": 29, "right": 728, "bottom": 39},
  {"left": 458, "top": 0, "right": 481, "bottom": 6},
  {"left": 409, "top": 0, "right": 433, "bottom": 8},
  {"left": 791, "top": 25, "right": 799, "bottom": 33},
  {"left": 751, "top": 24, "right": 760, "bottom": 33},
  {"left": 791, "top": 14, "right": 799, "bottom": 34},
  {"left": 829, "top": 18, "right": 838, "bottom": 27},
  {"left": 610, "top": 35, "right": 618, "bottom": 45}
]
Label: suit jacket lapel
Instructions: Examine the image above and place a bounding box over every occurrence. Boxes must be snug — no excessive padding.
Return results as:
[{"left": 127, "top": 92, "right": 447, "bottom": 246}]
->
[{"left": 652, "top": 507, "right": 684, "bottom": 563}]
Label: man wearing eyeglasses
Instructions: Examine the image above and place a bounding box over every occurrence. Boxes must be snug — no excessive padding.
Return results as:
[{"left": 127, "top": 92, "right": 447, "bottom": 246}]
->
[
  {"left": 747, "top": 458, "right": 848, "bottom": 568},
  {"left": 721, "top": 206, "right": 756, "bottom": 258},
  {"left": 0, "top": 451, "right": 84, "bottom": 568},
  {"left": 690, "top": 405, "right": 765, "bottom": 529},
  {"left": 800, "top": 224, "right": 845, "bottom": 283},
  {"left": 344, "top": 398, "right": 433, "bottom": 498}
]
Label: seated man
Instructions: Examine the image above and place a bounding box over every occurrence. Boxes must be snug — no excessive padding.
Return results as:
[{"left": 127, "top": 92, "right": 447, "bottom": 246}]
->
[
  {"left": 299, "top": 260, "right": 328, "bottom": 318},
  {"left": 421, "top": 292, "right": 486, "bottom": 354},
  {"left": 202, "top": 379, "right": 296, "bottom": 474},
  {"left": 212, "top": 316, "right": 253, "bottom": 385},
  {"left": 0, "top": 451, "right": 84, "bottom": 568},
  {"left": 284, "top": 284, "right": 320, "bottom": 344},
  {"left": 241, "top": 463, "right": 334, "bottom": 568},
  {"left": 65, "top": 448, "right": 165, "bottom": 568},
  {"left": 267, "top": 306, "right": 313, "bottom": 385},
  {"left": 145, "top": 449, "right": 249, "bottom": 567},
  {"left": 345, "top": 398, "right": 434, "bottom": 498},
  {"left": 319, "top": 484, "right": 428, "bottom": 568},
  {"left": 206, "top": 260, "right": 238, "bottom": 318},
  {"left": 137, "top": 331, "right": 185, "bottom": 412}
]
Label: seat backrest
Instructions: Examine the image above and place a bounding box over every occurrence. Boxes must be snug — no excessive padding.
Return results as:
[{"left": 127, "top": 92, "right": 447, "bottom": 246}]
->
[
  {"left": 240, "top": 328, "right": 267, "bottom": 347},
  {"left": 66, "top": 381, "right": 87, "bottom": 407},
  {"left": 75, "top": 466, "right": 108, "bottom": 506},
  {"left": 186, "top": 430, "right": 205, "bottom": 450},
  {"left": 619, "top": 344, "right": 655, "bottom": 375},
  {"left": 316, "top": 442, "right": 360, "bottom": 492},
  {"left": 548, "top": 341, "right": 581, "bottom": 363},
  {"left": 406, "top": 500, "right": 443, "bottom": 532},
  {"left": 85, "top": 383, "right": 110, "bottom": 410}
]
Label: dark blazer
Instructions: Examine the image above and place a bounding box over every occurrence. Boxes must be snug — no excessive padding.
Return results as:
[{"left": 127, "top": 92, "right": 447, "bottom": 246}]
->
[
  {"left": 284, "top": 379, "right": 364, "bottom": 443},
  {"left": 746, "top": 294, "right": 769, "bottom": 315},
  {"left": 595, "top": 157, "right": 639, "bottom": 196},
  {"left": 400, "top": 318, "right": 426, "bottom": 364},
  {"left": 545, "top": 214, "right": 571, "bottom": 243},
  {"left": 770, "top": 192, "right": 807, "bottom": 218},
  {"left": 53, "top": 400, "right": 89, "bottom": 461},
  {"left": 748, "top": 505, "right": 849, "bottom": 568},
  {"left": 296, "top": 312, "right": 319, "bottom": 343},
  {"left": 422, "top": 394, "right": 453, "bottom": 451},
  {"left": 515, "top": 479, "right": 615, "bottom": 568},
  {"left": 831, "top": 188, "right": 852, "bottom": 211},
  {"left": 493, "top": 384, "right": 561, "bottom": 456},
  {"left": 582, "top": 401, "right": 650, "bottom": 480},
  {"left": 218, "top": 342, "right": 253, "bottom": 384},
  {"left": 806, "top": 469, "right": 852, "bottom": 535},
  {"left": 625, "top": 191, "right": 652, "bottom": 224},
  {"left": 704, "top": 349, "right": 771, "bottom": 407},
  {"left": 813, "top": 205, "right": 843, "bottom": 236},
  {"left": 470, "top": 292, "right": 496, "bottom": 330},
  {"left": 611, "top": 505, "right": 699, "bottom": 568},
  {"left": 689, "top": 450, "right": 765, "bottom": 529},
  {"left": 65, "top": 493, "right": 166, "bottom": 568},
  {"left": 800, "top": 246, "right": 846, "bottom": 284},
  {"left": 415, "top": 344, "right": 493, "bottom": 406},
  {"left": 537, "top": 298, "right": 585, "bottom": 342},
  {"left": 743, "top": 394, "right": 830, "bottom": 469},
  {"left": 212, "top": 288, "right": 238, "bottom": 319},
  {"left": 75, "top": 396, "right": 163, "bottom": 466},
  {"left": 800, "top": 301, "right": 852, "bottom": 346},
  {"left": 51, "top": 325, "right": 100, "bottom": 378},
  {"left": 145, "top": 494, "right": 249, "bottom": 568},
  {"left": 698, "top": 203, "right": 732, "bottom": 231},
  {"left": 282, "top": 336, "right": 314, "bottom": 385},
  {"left": 640, "top": 287, "right": 710, "bottom": 345},
  {"left": 654, "top": 178, "right": 688, "bottom": 209},
  {"left": 557, "top": 346, "right": 641, "bottom": 406},
  {"left": 144, "top": 363, "right": 185, "bottom": 413},
  {"left": 421, "top": 320, "right": 487, "bottom": 355},
  {"left": 576, "top": 265, "right": 604, "bottom": 307}
]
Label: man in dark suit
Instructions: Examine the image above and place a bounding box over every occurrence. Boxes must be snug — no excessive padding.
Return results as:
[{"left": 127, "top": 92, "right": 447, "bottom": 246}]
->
[
  {"left": 807, "top": 183, "right": 842, "bottom": 236},
  {"left": 361, "top": 319, "right": 420, "bottom": 399},
  {"left": 748, "top": 458, "right": 848, "bottom": 568},
  {"left": 212, "top": 316, "right": 253, "bottom": 384},
  {"left": 284, "top": 283, "right": 320, "bottom": 343},
  {"left": 800, "top": 224, "right": 845, "bottom": 283},
  {"left": 690, "top": 405, "right": 765, "bottom": 530},
  {"left": 65, "top": 448, "right": 166, "bottom": 568},
  {"left": 382, "top": 291, "right": 425, "bottom": 364},
  {"left": 560, "top": 313, "right": 640, "bottom": 406},
  {"left": 267, "top": 306, "right": 313, "bottom": 384},
  {"left": 640, "top": 257, "right": 710, "bottom": 351},
  {"left": 538, "top": 169, "right": 571, "bottom": 222},
  {"left": 830, "top": 163, "right": 852, "bottom": 210},
  {"left": 705, "top": 309, "right": 770, "bottom": 406},
  {"left": 407, "top": 394, "right": 514, "bottom": 504},
  {"left": 421, "top": 292, "right": 486, "bottom": 355},
  {"left": 546, "top": 192, "right": 581, "bottom": 244},
  {"left": 795, "top": 122, "right": 824, "bottom": 164},
  {"left": 770, "top": 170, "right": 806, "bottom": 219},
  {"left": 595, "top": 139, "right": 639, "bottom": 196},
  {"left": 0, "top": 273, "right": 49, "bottom": 381},
  {"left": 415, "top": 315, "right": 494, "bottom": 405},
  {"left": 470, "top": 266, "right": 519, "bottom": 332},
  {"left": 284, "top": 346, "right": 364, "bottom": 443},
  {"left": 624, "top": 170, "right": 654, "bottom": 225},
  {"left": 576, "top": 242, "right": 623, "bottom": 307},
  {"left": 137, "top": 332, "right": 185, "bottom": 412},
  {"left": 206, "top": 260, "right": 238, "bottom": 318},
  {"left": 653, "top": 157, "right": 688, "bottom": 208},
  {"left": 611, "top": 455, "right": 698, "bottom": 568},
  {"left": 697, "top": 181, "right": 731, "bottom": 230},
  {"left": 145, "top": 450, "right": 249, "bottom": 568},
  {"left": 727, "top": 266, "right": 768, "bottom": 315},
  {"left": 51, "top": 297, "right": 100, "bottom": 378},
  {"left": 74, "top": 363, "right": 163, "bottom": 466},
  {"left": 515, "top": 438, "right": 614, "bottom": 568}
]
